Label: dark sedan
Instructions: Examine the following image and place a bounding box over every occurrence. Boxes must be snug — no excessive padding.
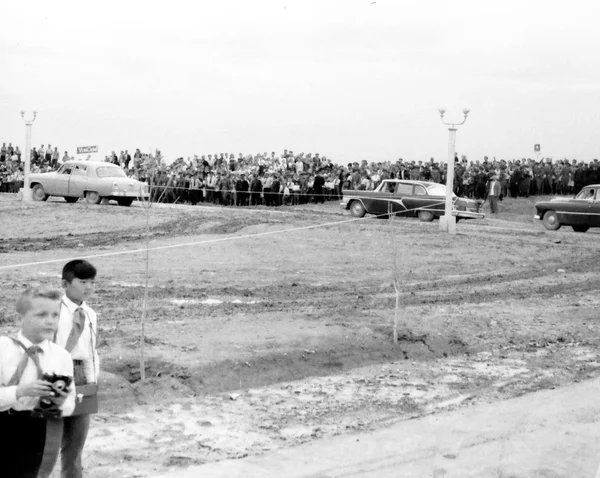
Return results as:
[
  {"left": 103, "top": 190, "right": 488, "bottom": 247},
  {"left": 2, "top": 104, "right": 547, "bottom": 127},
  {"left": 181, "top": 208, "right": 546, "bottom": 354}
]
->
[
  {"left": 340, "top": 180, "right": 484, "bottom": 221},
  {"left": 534, "top": 184, "right": 600, "bottom": 232}
]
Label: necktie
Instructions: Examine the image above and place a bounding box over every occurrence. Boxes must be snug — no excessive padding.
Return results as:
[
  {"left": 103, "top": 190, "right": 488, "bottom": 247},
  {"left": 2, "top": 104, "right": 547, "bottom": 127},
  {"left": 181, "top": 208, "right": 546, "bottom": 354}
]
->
[
  {"left": 7, "top": 345, "right": 43, "bottom": 386},
  {"left": 65, "top": 307, "right": 86, "bottom": 352}
]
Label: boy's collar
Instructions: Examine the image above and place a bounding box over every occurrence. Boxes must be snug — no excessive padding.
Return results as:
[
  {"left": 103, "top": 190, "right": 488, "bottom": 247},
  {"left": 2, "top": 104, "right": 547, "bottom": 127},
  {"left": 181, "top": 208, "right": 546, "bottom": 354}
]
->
[
  {"left": 62, "top": 294, "right": 85, "bottom": 309},
  {"left": 17, "top": 330, "right": 47, "bottom": 347}
]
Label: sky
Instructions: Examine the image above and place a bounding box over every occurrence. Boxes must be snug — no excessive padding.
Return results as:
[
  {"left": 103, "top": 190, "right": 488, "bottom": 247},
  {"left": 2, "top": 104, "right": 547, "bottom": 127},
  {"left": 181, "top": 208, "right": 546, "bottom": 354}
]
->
[{"left": 2, "top": 0, "right": 600, "bottom": 164}]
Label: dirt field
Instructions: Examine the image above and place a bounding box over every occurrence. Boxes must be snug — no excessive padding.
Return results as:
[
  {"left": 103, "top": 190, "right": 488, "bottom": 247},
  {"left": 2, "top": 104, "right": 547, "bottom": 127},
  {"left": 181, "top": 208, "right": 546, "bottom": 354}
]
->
[{"left": 1, "top": 193, "right": 599, "bottom": 477}]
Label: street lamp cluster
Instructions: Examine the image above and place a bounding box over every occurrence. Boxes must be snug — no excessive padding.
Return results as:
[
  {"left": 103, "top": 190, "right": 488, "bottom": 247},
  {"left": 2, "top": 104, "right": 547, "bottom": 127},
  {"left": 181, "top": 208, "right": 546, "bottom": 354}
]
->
[
  {"left": 19, "top": 110, "right": 38, "bottom": 202},
  {"left": 438, "top": 108, "right": 469, "bottom": 234}
]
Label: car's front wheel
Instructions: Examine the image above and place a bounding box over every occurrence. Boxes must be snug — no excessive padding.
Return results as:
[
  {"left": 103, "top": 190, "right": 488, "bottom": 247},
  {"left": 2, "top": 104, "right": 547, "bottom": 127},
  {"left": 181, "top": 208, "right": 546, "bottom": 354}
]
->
[
  {"left": 32, "top": 184, "right": 49, "bottom": 202},
  {"left": 85, "top": 191, "right": 101, "bottom": 205},
  {"left": 542, "top": 210, "right": 561, "bottom": 230},
  {"left": 418, "top": 210, "right": 435, "bottom": 222},
  {"left": 572, "top": 225, "right": 589, "bottom": 233},
  {"left": 349, "top": 201, "right": 366, "bottom": 218}
]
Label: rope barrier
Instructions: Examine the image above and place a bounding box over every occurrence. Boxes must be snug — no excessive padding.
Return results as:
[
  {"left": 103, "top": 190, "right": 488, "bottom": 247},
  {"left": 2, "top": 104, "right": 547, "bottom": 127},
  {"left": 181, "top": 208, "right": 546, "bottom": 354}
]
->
[{"left": 0, "top": 201, "right": 447, "bottom": 271}]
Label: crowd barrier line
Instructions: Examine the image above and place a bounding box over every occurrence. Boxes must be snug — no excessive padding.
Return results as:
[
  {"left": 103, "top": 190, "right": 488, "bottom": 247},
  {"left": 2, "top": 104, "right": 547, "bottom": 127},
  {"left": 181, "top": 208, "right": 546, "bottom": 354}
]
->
[{"left": 0, "top": 201, "right": 445, "bottom": 271}]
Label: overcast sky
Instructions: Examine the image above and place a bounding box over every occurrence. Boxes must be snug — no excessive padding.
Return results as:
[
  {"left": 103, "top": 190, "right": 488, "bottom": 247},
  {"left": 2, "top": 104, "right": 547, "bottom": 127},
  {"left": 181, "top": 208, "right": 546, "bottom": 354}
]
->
[{"left": 2, "top": 0, "right": 600, "bottom": 164}]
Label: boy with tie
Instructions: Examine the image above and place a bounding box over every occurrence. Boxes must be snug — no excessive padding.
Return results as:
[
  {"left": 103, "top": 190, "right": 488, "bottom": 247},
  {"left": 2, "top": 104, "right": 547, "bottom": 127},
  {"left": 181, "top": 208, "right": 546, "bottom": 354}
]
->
[
  {"left": 0, "top": 287, "right": 75, "bottom": 478},
  {"left": 55, "top": 260, "right": 100, "bottom": 478}
]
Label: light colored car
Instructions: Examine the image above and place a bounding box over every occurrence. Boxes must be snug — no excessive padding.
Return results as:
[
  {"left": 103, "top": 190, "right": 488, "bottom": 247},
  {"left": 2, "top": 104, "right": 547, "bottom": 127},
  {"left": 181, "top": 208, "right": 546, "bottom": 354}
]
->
[{"left": 29, "top": 161, "right": 149, "bottom": 206}]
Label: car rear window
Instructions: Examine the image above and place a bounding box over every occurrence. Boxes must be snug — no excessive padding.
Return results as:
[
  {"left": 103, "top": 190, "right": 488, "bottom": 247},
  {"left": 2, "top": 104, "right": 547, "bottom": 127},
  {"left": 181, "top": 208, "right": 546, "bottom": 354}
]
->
[
  {"left": 426, "top": 185, "right": 446, "bottom": 196},
  {"left": 414, "top": 185, "right": 427, "bottom": 196},
  {"left": 96, "top": 167, "right": 127, "bottom": 178}
]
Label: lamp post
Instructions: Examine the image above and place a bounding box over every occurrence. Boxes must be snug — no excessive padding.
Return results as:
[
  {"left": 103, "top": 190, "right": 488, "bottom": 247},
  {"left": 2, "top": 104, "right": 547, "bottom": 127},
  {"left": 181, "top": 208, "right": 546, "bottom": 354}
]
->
[
  {"left": 438, "top": 108, "right": 469, "bottom": 234},
  {"left": 20, "top": 110, "right": 38, "bottom": 202}
]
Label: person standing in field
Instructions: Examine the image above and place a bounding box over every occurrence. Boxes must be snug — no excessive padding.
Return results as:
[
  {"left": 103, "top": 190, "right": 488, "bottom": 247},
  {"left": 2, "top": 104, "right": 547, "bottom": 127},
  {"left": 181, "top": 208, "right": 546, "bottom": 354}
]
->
[
  {"left": 487, "top": 174, "right": 501, "bottom": 214},
  {"left": 55, "top": 260, "right": 100, "bottom": 478},
  {"left": 0, "top": 287, "right": 76, "bottom": 478}
]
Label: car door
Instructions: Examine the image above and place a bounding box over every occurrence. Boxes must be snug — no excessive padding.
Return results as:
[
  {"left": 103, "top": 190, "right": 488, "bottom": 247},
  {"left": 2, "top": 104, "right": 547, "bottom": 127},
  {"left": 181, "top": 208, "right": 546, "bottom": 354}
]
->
[
  {"left": 49, "top": 165, "right": 73, "bottom": 196},
  {"left": 403, "top": 184, "right": 444, "bottom": 215},
  {"left": 366, "top": 181, "right": 397, "bottom": 215},
  {"left": 562, "top": 188, "right": 596, "bottom": 226},
  {"left": 389, "top": 182, "right": 412, "bottom": 215},
  {"left": 68, "top": 164, "right": 89, "bottom": 197}
]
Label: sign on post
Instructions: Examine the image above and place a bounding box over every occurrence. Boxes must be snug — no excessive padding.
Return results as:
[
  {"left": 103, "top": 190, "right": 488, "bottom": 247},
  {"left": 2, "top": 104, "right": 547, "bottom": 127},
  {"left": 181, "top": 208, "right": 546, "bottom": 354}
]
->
[
  {"left": 534, "top": 144, "right": 541, "bottom": 152},
  {"left": 77, "top": 146, "right": 98, "bottom": 154}
]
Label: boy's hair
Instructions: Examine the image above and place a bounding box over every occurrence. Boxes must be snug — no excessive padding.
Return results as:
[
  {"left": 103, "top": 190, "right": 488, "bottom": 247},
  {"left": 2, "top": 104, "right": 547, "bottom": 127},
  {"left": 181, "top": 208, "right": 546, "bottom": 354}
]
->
[
  {"left": 16, "top": 288, "right": 62, "bottom": 316},
  {"left": 62, "top": 260, "right": 97, "bottom": 283}
]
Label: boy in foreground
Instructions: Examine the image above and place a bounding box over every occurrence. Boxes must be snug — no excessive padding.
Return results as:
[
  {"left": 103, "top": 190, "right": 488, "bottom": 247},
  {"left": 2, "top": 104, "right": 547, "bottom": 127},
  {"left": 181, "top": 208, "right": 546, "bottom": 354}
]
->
[
  {"left": 55, "top": 259, "right": 100, "bottom": 478},
  {"left": 0, "top": 288, "right": 75, "bottom": 478}
]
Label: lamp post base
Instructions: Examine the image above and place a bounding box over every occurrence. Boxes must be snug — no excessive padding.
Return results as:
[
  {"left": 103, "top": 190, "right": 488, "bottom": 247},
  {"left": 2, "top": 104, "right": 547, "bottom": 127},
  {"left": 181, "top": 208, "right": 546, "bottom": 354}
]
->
[
  {"left": 19, "top": 188, "right": 32, "bottom": 202},
  {"left": 439, "top": 215, "right": 456, "bottom": 234}
]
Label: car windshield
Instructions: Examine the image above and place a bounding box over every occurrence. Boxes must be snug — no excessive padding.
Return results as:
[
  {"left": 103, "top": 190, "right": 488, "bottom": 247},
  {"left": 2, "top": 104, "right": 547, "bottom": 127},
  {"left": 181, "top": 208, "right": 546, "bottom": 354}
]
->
[
  {"left": 96, "top": 166, "right": 127, "bottom": 178},
  {"left": 575, "top": 188, "right": 595, "bottom": 200}
]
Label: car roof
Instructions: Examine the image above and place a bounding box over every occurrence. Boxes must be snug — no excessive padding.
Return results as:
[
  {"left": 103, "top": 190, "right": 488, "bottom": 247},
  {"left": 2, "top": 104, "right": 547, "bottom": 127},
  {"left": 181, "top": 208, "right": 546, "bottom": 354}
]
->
[
  {"left": 582, "top": 184, "right": 600, "bottom": 188},
  {"left": 64, "top": 161, "right": 121, "bottom": 168},
  {"left": 382, "top": 179, "right": 442, "bottom": 187}
]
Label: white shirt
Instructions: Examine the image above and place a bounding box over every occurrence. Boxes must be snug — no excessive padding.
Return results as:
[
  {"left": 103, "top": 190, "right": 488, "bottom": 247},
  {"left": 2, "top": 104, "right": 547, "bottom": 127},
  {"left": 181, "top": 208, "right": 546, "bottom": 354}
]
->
[
  {"left": 55, "top": 295, "right": 100, "bottom": 383},
  {"left": 0, "top": 331, "right": 76, "bottom": 415}
]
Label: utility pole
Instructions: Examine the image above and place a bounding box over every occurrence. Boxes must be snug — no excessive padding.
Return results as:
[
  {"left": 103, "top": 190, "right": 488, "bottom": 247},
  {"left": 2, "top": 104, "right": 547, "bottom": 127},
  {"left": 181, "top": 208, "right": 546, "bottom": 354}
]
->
[
  {"left": 20, "top": 110, "right": 38, "bottom": 202},
  {"left": 438, "top": 108, "right": 469, "bottom": 234}
]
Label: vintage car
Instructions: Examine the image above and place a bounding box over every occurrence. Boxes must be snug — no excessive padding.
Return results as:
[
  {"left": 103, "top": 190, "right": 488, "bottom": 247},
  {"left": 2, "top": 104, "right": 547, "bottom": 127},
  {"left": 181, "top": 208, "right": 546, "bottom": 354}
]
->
[
  {"left": 29, "top": 161, "right": 149, "bottom": 206},
  {"left": 340, "top": 180, "right": 485, "bottom": 221},
  {"left": 534, "top": 184, "right": 600, "bottom": 232}
]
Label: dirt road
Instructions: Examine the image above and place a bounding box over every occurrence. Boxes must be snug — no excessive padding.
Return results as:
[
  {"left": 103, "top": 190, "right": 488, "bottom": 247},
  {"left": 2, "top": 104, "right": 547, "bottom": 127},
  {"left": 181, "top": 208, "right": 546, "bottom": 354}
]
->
[
  {"left": 1, "top": 194, "right": 599, "bottom": 477},
  {"left": 154, "top": 376, "right": 600, "bottom": 478}
]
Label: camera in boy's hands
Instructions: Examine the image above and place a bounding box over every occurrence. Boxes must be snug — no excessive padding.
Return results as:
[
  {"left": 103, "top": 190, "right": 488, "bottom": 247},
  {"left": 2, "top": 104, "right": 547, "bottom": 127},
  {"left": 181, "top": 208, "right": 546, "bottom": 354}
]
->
[{"left": 32, "top": 373, "right": 73, "bottom": 418}]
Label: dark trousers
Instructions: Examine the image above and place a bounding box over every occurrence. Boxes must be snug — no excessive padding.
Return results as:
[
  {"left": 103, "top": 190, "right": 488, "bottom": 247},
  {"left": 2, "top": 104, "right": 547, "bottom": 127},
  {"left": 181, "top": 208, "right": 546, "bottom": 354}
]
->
[
  {"left": 61, "top": 414, "right": 90, "bottom": 478},
  {"left": 489, "top": 195, "right": 499, "bottom": 214},
  {"left": 0, "top": 411, "right": 47, "bottom": 478},
  {"left": 61, "top": 363, "right": 91, "bottom": 478}
]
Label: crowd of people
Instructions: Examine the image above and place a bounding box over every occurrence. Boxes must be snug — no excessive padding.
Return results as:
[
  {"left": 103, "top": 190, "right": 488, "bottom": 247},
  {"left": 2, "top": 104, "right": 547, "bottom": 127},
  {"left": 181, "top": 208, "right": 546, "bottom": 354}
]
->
[{"left": 2, "top": 141, "right": 600, "bottom": 202}]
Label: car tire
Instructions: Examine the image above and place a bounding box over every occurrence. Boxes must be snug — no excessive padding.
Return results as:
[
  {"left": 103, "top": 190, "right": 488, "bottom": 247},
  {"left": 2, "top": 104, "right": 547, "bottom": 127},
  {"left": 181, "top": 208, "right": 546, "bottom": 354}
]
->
[
  {"left": 542, "top": 210, "right": 561, "bottom": 230},
  {"left": 64, "top": 197, "right": 79, "bottom": 203},
  {"left": 572, "top": 225, "right": 589, "bottom": 233},
  {"left": 349, "top": 201, "right": 366, "bottom": 218},
  {"left": 85, "top": 191, "right": 101, "bottom": 205},
  {"left": 32, "top": 184, "right": 49, "bottom": 202},
  {"left": 117, "top": 198, "right": 134, "bottom": 207},
  {"left": 418, "top": 210, "right": 435, "bottom": 222}
]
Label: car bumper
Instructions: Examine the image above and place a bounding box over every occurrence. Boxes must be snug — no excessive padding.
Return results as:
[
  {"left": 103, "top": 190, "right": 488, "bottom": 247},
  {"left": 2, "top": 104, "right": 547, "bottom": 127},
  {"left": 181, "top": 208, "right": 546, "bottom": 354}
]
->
[
  {"left": 452, "top": 210, "right": 485, "bottom": 220},
  {"left": 340, "top": 200, "right": 349, "bottom": 209},
  {"left": 534, "top": 214, "right": 541, "bottom": 220},
  {"left": 111, "top": 191, "right": 149, "bottom": 198}
]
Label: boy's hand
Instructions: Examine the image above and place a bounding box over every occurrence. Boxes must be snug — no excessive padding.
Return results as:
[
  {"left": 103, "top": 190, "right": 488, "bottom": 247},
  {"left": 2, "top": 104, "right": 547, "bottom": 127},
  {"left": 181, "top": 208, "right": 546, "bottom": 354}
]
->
[
  {"left": 47, "top": 386, "right": 69, "bottom": 407},
  {"left": 16, "top": 380, "right": 53, "bottom": 399}
]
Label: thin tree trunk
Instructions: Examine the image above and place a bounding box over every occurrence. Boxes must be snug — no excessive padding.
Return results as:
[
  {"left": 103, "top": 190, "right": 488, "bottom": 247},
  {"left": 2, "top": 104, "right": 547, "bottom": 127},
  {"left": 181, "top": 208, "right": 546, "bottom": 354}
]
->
[
  {"left": 140, "top": 212, "right": 149, "bottom": 381},
  {"left": 393, "top": 279, "right": 400, "bottom": 343},
  {"left": 389, "top": 200, "right": 400, "bottom": 343}
]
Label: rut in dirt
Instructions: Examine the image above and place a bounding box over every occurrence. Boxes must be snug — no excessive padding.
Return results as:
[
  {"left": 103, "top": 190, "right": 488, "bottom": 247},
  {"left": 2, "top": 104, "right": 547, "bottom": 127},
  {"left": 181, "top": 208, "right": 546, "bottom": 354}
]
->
[{"left": 104, "top": 331, "right": 469, "bottom": 395}]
